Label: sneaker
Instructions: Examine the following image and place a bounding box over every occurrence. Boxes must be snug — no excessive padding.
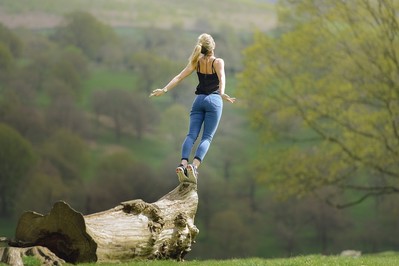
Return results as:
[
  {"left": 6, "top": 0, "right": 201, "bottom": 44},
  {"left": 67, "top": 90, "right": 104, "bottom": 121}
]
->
[
  {"left": 186, "top": 164, "right": 198, "bottom": 183},
  {"left": 176, "top": 164, "right": 188, "bottom": 183}
]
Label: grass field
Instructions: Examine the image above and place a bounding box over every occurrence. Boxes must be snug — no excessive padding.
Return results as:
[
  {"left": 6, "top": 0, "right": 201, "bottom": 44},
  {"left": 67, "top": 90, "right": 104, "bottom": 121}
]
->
[
  {"left": 77, "top": 255, "right": 399, "bottom": 266},
  {"left": 15, "top": 253, "right": 398, "bottom": 266}
]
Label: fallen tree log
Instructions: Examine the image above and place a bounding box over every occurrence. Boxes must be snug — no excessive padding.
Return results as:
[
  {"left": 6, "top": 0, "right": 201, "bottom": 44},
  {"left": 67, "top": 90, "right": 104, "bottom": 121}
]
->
[
  {"left": 0, "top": 245, "right": 65, "bottom": 266},
  {"left": 3, "top": 181, "right": 198, "bottom": 264}
]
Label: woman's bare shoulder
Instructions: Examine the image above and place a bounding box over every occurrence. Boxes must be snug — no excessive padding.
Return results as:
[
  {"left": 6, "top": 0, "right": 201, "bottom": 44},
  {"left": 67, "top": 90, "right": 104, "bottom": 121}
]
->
[{"left": 214, "top": 58, "right": 224, "bottom": 67}]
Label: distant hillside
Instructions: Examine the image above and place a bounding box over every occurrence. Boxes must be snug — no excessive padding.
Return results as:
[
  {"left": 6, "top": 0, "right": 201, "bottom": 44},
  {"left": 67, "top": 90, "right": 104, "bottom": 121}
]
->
[{"left": 0, "top": 0, "right": 276, "bottom": 32}]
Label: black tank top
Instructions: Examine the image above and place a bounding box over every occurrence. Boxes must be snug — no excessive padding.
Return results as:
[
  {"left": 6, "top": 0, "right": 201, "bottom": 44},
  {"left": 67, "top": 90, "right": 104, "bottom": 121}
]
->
[{"left": 195, "top": 58, "right": 220, "bottom": 95}]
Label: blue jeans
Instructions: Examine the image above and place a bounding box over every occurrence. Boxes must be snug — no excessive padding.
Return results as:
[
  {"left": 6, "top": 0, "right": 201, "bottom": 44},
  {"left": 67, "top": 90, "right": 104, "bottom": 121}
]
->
[{"left": 181, "top": 94, "right": 223, "bottom": 162}]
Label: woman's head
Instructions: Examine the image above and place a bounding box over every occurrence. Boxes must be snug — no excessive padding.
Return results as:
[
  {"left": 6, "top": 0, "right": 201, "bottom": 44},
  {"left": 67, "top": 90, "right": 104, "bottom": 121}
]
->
[
  {"left": 198, "top": 33, "right": 215, "bottom": 55},
  {"left": 189, "top": 33, "right": 215, "bottom": 68}
]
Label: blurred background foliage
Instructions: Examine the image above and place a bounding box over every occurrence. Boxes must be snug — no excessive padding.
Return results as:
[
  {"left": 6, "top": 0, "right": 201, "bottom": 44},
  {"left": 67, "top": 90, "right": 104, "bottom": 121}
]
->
[{"left": 0, "top": 0, "right": 398, "bottom": 260}]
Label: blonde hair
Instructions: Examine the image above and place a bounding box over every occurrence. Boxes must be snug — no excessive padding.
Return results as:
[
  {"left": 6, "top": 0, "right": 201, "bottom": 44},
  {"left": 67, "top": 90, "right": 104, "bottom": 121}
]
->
[{"left": 189, "top": 33, "right": 215, "bottom": 68}]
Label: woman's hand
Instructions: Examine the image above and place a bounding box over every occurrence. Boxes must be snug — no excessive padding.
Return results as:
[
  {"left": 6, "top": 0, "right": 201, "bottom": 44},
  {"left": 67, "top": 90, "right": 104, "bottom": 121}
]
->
[
  {"left": 221, "top": 93, "right": 236, "bottom": 103},
  {"left": 149, "top": 88, "right": 167, "bottom": 97}
]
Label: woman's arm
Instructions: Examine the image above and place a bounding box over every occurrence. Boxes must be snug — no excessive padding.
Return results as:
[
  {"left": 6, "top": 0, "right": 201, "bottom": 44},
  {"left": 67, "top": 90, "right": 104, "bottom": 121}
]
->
[
  {"left": 150, "top": 63, "right": 195, "bottom": 97},
  {"left": 214, "top": 58, "right": 236, "bottom": 103}
]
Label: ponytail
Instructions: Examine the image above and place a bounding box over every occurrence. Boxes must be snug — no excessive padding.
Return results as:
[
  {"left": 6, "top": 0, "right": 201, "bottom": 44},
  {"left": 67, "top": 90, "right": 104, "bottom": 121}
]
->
[
  {"left": 189, "top": 33, "right": 215, "bottom": 68},
  {"left": 189, "top": 44, "right": 202, "bottom": 68}
]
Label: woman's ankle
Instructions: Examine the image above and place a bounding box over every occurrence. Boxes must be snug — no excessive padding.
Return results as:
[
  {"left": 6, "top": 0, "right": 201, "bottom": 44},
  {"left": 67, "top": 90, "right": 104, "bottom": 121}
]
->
[
  {"left": 192, "top": 158, "right": 201, "bottom": 168},
  {"left": 180, "top": 159, "right": 188, "bottom": 168}
]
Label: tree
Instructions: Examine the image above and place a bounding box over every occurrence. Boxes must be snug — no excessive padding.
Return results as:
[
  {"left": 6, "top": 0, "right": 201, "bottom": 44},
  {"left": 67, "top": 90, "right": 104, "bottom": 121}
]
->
[
  {"left": 14, "top": 171, "right": 68, "bottom": 216},
  {"left": 129, "top": 52, "right": 180, "bottom": 94},
  {"left": 21, "top": 49, "right": 54, "bottom": 92},
  {"left": 213, "top": 25, "right": 248, "bottom": 74},
  {"left": 137, "top": 27, "right": 193, "bottom": 61},
  {"left": 51, "top": 11, "right": 118, "bottom": 62},
  {"left": 86, "top": 152, "right": 162, "bottom": 213},
  {"left": 46, "top": 90, "right": 89, "bottom": 134},
  {"left": 91, "top": 89, "right": 130, "bottom": 142},
  {"left": 302, "top": 194, "right": 348, "bottom": 254},
  {"left": 0, "top": 22, "right": 22, "bottom": 57},
  {"left": 158, "top": 104, "right": 189, "bottom": 152},
  {"left": 238, "top": 0, "right": 399, "bottom": 207},
  {"left": 0, "top": 123, "right": 36, "bottom": 217},
  {"left": 0, "top": 103, "right": 45, "bottom": 143},
  {"left": 0, "top": 75, "right": 46, "bottom": 142},
  {"left": 0, "top": 43, "right": 14, "bottom": 76},
  {"left": 51, "top": 46, "right": 89, "bottom": 95},
  {"left": 129, "top": 93, "right": 158, "bottom": 140},
  {"left": 40, "top": 129, "right": 89, "bottom": 183},
  {"left": 91, "top": 89, "right": 157, "bottom": 141},
  {"left": 208, "top": 210, "right": 252, "bottom": 259}
]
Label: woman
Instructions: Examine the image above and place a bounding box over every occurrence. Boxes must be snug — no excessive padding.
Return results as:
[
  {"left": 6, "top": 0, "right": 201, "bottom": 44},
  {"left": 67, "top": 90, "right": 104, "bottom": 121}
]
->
[{"left": 150, "top": 33, "right": 235, "bottom": 183}]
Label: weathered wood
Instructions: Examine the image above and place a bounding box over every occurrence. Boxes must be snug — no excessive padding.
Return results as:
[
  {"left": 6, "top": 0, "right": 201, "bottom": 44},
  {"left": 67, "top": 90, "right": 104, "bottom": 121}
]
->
[
  {"left": 0, "top": 246, "right": 65, "bottom": 266},
  {"left": 85, "top": 182, "right": 199, "bottom": 262},
  {"left": 14, "top": 201, "right": 97, "bottom": 263},
  {"left": 7, "top": 181, "right": 199, "bottom": 264}
]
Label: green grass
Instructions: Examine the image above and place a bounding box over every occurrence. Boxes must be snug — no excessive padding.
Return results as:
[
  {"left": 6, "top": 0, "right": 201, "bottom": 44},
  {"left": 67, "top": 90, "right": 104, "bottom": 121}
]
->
[
  {"left": 72, "top": 253, "right": 399, "bottom": 266},
  {"left": 80, "top": 69, "right": 138, "bottom": 109},
  {"left": 22, "top": 256, "right": 41, "bottom": 266},
  {"left": 84, "top": 69, "right": 137, "bottom": 91}
]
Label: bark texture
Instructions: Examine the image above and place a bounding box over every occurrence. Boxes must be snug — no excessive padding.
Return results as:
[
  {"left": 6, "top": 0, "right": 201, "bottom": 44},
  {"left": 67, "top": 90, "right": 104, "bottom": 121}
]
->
[
  {"left": 0, "top": 246, "right": 65, "bottom": 266},
  {"left": 2, "top": 181, "right": 198, "bottom": 264}
]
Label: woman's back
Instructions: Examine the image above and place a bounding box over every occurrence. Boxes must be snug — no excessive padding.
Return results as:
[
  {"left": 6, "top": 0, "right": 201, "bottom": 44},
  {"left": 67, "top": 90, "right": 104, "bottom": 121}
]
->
[
  {"left": 195, "top": 57, "right": 219, "bottom": 95},
  {"left": 197, "top": 56, "right": 217, "bottom": 74}
]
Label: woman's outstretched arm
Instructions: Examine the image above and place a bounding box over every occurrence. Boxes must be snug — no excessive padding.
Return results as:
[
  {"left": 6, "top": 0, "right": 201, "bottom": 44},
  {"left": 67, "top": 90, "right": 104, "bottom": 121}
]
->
[{"left": 149, "top": 63, "right": 195, "bottom": 97}]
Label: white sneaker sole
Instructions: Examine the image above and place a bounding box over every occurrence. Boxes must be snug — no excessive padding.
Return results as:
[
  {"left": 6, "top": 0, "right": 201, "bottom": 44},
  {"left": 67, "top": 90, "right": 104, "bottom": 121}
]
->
[
  {"left": 186, "top": 165, "right": 198, "bottom": 184},
  {"left": 176, "top": 166, "right": 188, "bottom": 183}
]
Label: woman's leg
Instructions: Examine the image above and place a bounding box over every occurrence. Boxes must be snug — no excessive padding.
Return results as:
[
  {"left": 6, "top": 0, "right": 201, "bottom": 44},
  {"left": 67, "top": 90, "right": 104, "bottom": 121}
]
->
[
  {"left": 193, "top": 95, "right": 223, "bottom": 163},
  {"left": 181, "top": 96, "right": 205, "bottom": 163}
]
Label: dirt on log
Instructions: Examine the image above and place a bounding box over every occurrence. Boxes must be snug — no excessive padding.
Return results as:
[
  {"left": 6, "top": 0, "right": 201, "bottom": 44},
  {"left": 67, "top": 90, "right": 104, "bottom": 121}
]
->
[{"left": 1, "top": 181, "right": 199, "bottom": 264}]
